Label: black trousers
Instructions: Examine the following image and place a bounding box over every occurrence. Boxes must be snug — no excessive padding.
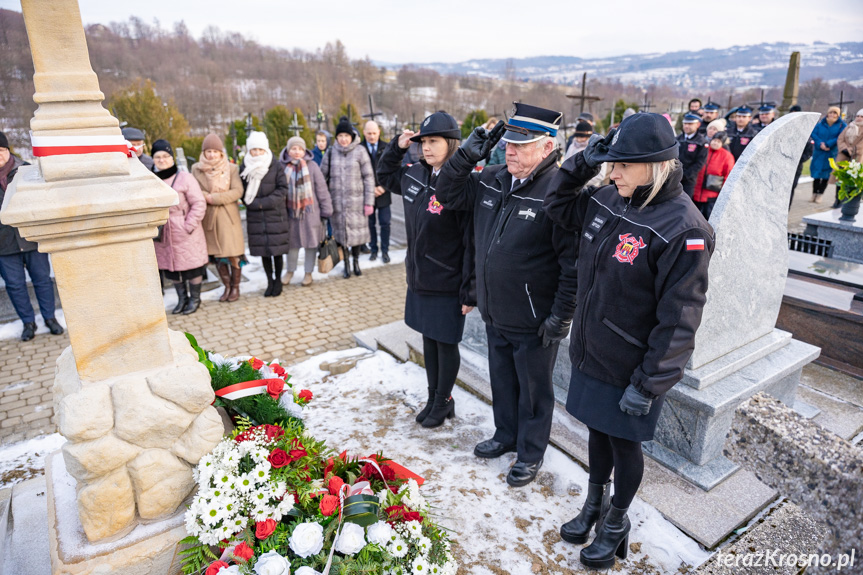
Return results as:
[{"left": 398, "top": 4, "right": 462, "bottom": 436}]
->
[{"left": 486, "top": 324, "right": 559, "bottom": 463}]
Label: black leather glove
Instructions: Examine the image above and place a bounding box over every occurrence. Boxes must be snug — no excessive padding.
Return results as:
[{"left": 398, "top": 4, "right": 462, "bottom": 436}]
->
[
  {"left": 461, "top": 122, "right": 505, "bottom": 163},
  {"left": 618, "top": 384, "right": 652, "bottom": 416},
  {"left": 537, "top": 314, "right": 572, "bottom": 348},
  {"left": 581, "top": 128, "right": 617, "bottom": 168}
]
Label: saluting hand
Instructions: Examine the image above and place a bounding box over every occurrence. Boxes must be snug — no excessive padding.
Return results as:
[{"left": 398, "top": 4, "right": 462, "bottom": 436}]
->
[
  {"left": 461, "top": 122, "right": 505, "bottom": 163},
  {"left": 582, "top": 128, "right": 616, "bottom": 168},
  {"left": 398, "top": 130, "right": 415, "bottom": 149}
]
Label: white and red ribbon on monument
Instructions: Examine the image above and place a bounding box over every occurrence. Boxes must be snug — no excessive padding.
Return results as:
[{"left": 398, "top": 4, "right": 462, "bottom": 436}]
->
[{"left": 30, "top": 133, "right": 134, "bottom": 157}]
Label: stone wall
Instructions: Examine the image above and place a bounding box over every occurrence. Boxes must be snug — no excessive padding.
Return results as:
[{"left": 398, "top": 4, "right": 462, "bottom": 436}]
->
[{"left": 724, "top": 393, "right": 863, "bottom": 571}]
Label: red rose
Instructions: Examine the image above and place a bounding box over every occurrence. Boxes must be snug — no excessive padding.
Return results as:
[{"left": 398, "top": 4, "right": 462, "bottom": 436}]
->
[
  {"left": 255, "top": 518, "right": 277, "bottom": 539},
  {"left": 205, "top": 561, "right": 229, "bottom": 575},
  {"left": 298, "top": 389, "right": 313, "bottom": 402},
  {"left": 232, "top": 541, "right": 254, "bottom": 562},
  {"left": 268, "top": 448, "right": 289, "bottom": 468},
  {"left": 328, "top": 475, "right": 345, "bottom": 496},
  {"left": 250, "top": 357, "right": 264, "bottom": 370},
  {"left": 270, "top": 363, "right": 286, "bottom": 377},
  {"left": 263, "top": 424, "right": 284, "bottom": 441},
  {"left": 319, "top": 494, "right": 339, "bottom": 516},
  {"left": 265, "top": 379, "right": 284, "bottom": 399},
  {"left": 403, "top": 510, "right": 422, "bottom": 522}
]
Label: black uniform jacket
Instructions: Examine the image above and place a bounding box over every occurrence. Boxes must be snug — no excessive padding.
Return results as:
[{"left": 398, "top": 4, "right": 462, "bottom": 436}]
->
[
  {"left": 377, "top": 141, "right": 476, "bottom": 307},
  {"left": 362, "top": 139, "right": 392, "bottom": 209},
  {"left": 0, "top": 156, "right": 38, "bottom": 256},
  {"left": 676, "top": 133, "right": 708, "bottom": 199},
  {"left": 545, "top": 153, "right": 714, "bottom": 398},
  {"left": 435, "top": 147, "right": 577, "bottom": 334},
  {"left": 727, "top": 124, "right": 759, "bottom": 161}
]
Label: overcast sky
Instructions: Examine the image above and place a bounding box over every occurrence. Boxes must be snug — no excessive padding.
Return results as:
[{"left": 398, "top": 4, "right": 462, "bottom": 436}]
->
[{"left": 4, "top": 0, "right": 863, "bottom": 63}]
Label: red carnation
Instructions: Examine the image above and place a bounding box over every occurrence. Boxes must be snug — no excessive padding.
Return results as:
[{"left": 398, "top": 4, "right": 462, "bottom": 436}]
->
[
  {"left": 298, "top": 389, "right": 313, "bottom": 402},
  {"left": 263, "top": 424, "right": 284, "bottom": 441},
  {"left": 404, "top": 510, "right": 422, "bottom": 522},
  {"left": 380, "top": 464, "right": 396, "bottom": 482},
  {"left": 328, "top": 475, "right": 345, "bottom": 496},
  {"left": 266, "top": 379, "right": 284, "bottom": 399},
  {"left": 268, "top": 448, "right": 289, "bottom": 468},
  {"left": 319, "top": 494, "right": 339, "bottom": 517},
  {"left": 232, "top": 541, "right": 254, "bottom": 562},
  {"left": 255, "top": 518, "right": 277, "bottom": 539},
  {"left": 250, "top": 357, "right": 264, "bottom": 370},
  {"left": 205, "top": 561, "right": 229, "bottom": 575}
]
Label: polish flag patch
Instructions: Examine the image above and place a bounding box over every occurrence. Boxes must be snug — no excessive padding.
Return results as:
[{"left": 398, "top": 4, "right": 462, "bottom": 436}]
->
[{"left": 686, "top": 238, "right": 705, "bottom": 251}]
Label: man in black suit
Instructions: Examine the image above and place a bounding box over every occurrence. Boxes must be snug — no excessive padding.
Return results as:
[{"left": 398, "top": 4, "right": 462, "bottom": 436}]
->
[{"left": 362, "top": 121, "right": 392, "bottom": 262}]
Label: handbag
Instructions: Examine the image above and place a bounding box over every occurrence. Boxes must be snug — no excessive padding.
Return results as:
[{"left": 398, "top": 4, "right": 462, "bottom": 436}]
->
[
  {"left": 704, "top": 174, "right": 725, "bottom": 193},
  {"left": 318, "top": 222, "right": 341, "bottom": 274}
]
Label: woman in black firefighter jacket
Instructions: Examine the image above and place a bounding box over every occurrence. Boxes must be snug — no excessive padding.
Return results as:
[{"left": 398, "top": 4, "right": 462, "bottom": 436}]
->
[
  {"left": 543, "top": 113, "right": 714, "bottom": 570},
  {"left": 377, "top": 111, "right": 477, "bottom": 428}
]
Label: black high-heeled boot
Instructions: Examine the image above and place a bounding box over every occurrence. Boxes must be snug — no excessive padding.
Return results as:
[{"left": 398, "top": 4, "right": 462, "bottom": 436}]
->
[
  {"left": 343, "top": 258, "right": 352, "bottom": 279},
  {"left": 183, "top": 283, "right": 202, "bottom": 315},
  {"left": 421, "top": 394, "right": 455, "bottom": 428},
  {"left": 579, "top": 504, "right": 630, "bottom": 569},
  {"left": 353, "top": 255, "right": 362, "bottom": 276},
  {"left": 560, "top": 481, "right": 611, "bottom": 544},
  {"left": 172, "top": 282, "right": 188, "bottom": 314},
  {"left": 415, "top": 385, "right": 436, "bottom": 423}
]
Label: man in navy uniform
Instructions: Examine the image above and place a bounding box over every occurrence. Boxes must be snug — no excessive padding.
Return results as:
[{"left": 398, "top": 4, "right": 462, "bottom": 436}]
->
[
  {"left": 751, "top": 105, "right": 776, "bottom": 133},
  {"left": 677, "top": 113, "right": 708, "bottom": 199},
  {"left": 436, "top": 103, "right": 577, "bottom": 487},
  {"left": 727, "top": 106, "right": 758, "bottom": 161},
  {"left": 698, "top": 102, "right": 721, "bottom": 135}
]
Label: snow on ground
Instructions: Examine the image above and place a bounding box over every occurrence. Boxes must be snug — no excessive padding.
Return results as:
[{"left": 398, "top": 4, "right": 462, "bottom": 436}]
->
[
  {"left": 0, "top": 433, "right": 65, "bottom": 489},
  {"left": 0, "top": 310, "right": 67, "bottom": 341},
  {"left": 161, "top": 248, "right": 408, "bottom": 310},
  {"left": 292, "top": 348, "right": 711, "bottom": 574}
]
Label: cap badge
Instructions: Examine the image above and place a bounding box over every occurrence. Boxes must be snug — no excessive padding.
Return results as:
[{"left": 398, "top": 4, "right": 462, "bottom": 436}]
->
[
  {"left": 423, "top": 117, "right": 431, "bottom": 127},
  {"left": 612, "top": 130, "right": 620, "bottom": 146}
]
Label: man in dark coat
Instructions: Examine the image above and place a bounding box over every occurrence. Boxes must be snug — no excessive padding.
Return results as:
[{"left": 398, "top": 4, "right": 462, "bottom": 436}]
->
[
  {"left": 436, "top": 103, "right": 578, "bottom": 487},
  {"left": 677, "top": 113, "right": 708, "bottom": 199},
  {"left": 698, "top": 102, "right": 721, "bottom": 135},
  {"left": 122, "top": 126, "right": 154, "bottom": 171},
  {"left": 361, "top": 121, "right": 392, "bottom": 263},
  {"left": 0, "top": 131, "right": 64, "bottom": 341},
  {"left": 727, "top": 106, "right": 759, "bottom": 161},
  {"left": 751, "top": 105, "right": 776, "bottom": 133}
]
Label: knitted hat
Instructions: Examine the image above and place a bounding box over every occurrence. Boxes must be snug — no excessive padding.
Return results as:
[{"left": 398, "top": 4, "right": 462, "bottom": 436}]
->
[
  {"left": 0, "top": 131, "right": 8, "bottom": 150},
  {"left": 574, "top": 121, "right": 593, "bottom": 137},
  {"left": 151, "top": 139, "right": 173, "bottom": 157},
  {"left": 707, "top": 118, "right": 727, "bottom": 132},
  {"left": 246, "top": 131, "right": 269, "bottom": 151},
  {"left": 591, "top": 113, "right": 679, "bottom": 163},
  {"left": 622, "top": 108, "right": 636, "bottom": 120},
  {"left": 202, "top": 133, "right": 224, "bottom": 152},
  {"left": 410, "top": 111, "right": 461, "bottom": 142},
  {"left": 789, "top": 105, "right": 802, "bottom": 112},
  {"left": 335, "top": 117, "right": 355, "bottom": 139},
  {"left": 287, "top": 136, "right": 306, "bottom": 151}
]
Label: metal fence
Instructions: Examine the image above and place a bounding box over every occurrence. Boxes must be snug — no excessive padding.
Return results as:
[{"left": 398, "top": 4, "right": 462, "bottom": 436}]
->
[{"left": 787, "top": 233, "right": 834, "bottom": 257}]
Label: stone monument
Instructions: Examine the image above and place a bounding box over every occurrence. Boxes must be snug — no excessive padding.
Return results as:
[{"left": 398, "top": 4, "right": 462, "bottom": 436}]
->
[
  {"left": 779, "top": 51, "right": 801, "bottom": 113},
  {"left": 0, "top": 1, "right": 223, "bottom": 572},
  {"left": 643, "top": 111, "right": 822, "bottom": 489}
]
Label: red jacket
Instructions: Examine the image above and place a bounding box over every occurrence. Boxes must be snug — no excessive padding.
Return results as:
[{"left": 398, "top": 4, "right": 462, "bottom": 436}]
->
[{"left": 693, "top": 147, "right": 735, "bottom": 203}]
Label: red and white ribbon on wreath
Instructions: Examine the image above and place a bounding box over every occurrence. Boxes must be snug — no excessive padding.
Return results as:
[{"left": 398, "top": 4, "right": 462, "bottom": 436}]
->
[
  {"left": 214, "top": 379, "right": 282, "bottom": 401},
  {"left": 30, "top": 132, "right": 134, "bottom": 157}
]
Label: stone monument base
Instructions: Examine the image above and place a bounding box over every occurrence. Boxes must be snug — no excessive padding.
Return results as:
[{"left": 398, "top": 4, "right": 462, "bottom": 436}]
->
[
  {"left": 803, "top": 209, "right": 863, "bottom": 264},
  {"left": 46, "top": 452, "right": 187, "bottom": 575}
]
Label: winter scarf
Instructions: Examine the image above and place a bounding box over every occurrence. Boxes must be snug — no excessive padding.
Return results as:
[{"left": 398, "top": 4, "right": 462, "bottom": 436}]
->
[
  {"left": 285, "top": 158, "right": 314, "bottom": 219},
  {"left": 0, "top": 155, "right": 16, "bottom": 192},
  {"left": 240, "top": 149, "right": 273, "bottom": 205},
  {"left": 197, "top": 151, "right": 230, "bottom": 194}
]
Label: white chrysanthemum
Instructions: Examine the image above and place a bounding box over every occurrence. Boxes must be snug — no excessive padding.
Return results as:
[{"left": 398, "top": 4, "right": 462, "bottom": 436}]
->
[
  {"left": 251, "top": 464, "right": 270, "bottom": 484},
  {"left": 376, "top": 488, "right": 390, "bottom": 506},
  {"left": 416, "top": 536, "right": 432, "bottom": 555},
  {"left": 411, "top": 555, "right": 430, "bottom": 574},
  {"left": 427, "top": 565, "right": 443, "bottom": 575},
  {"left": 388, "top": 537, "right": 409, "bottom": 558},
  {"left": 235, "top": 472, "right": 255, "bottom": 493},
  {"left": 208, "top": 352, "right": 241, "bottom": 371},
  {"left": 366, "top": 521, "right": 394, "bottom": 546},
  {"left": 404, "top": 520, "right": 423, "bottom": 539},
  {"left": 398, "top": 479, "right": 427, "bottom": 511}
]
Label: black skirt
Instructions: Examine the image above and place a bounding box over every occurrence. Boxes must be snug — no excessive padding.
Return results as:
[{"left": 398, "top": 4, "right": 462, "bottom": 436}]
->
[
  {"left": 404, "top": 288, "right": 466, "bottom": 345},
  {"left": 161, "top": 263, "right": 208, "bottom": 282},
  {"left": 566, "top": 367, "right": 665, "bottom": 442}
]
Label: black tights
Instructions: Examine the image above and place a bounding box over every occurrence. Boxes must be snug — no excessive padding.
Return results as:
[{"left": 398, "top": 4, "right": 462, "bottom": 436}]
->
[
  {"left": 587, "top": 427, "right": 644, "bottom": 509},
  {"left": 422, "top": 336, "right": 460, "bottom": 398},
  {"left": 812, "top": 178, "right": 829, "bottom": 196},
  {"left": 261, "top": 256, "right": 283, "bottom": 280}
]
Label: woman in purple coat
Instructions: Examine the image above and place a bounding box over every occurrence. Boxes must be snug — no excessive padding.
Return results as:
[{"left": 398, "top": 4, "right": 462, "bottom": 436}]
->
[
  {"left": 152, "top": 139, "right": 209, "bottom": 314},
  {"left": 279, "top": 136, "right": 333, "bottom": 287}
]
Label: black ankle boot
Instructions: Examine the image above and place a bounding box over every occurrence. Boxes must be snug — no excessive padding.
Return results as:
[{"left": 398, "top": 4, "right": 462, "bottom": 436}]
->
[
  {"left": 172, "top": 282, "right": 188, "bottom": 314},
  {"left": 353, "top": 256, "right": 362, "bottom": 276},
  {"left": 579, "top": 504, "right": 630, "bottom": 569},
  {"left": 264, "top": 274, "right": 274, "bottom": 297},
  {"left": 415, "top": 386, "right": 436, "bottom": 423},
  {"left": 183, "top": 283, "right": 202, "bottom": 315},
  {"left": 560, "top": 481, "right": 611, "bottom": 544},
  {"left": 271, "top": 278, "right": 283, "bottom": 297},
  {"left": 343, "top": 259, "right": 352, "bottom": 279},
  {"left": 421, "top": 394, "right": 455, "bottom": 428}
]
